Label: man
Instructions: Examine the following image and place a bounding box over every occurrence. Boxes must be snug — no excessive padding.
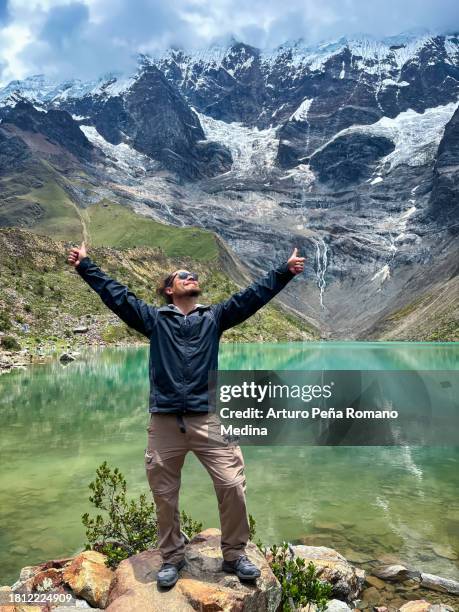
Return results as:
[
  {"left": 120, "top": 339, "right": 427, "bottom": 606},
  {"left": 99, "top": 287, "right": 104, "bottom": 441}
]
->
[{"left": 67, "top": 241, "right": 305, "bottom": 588}]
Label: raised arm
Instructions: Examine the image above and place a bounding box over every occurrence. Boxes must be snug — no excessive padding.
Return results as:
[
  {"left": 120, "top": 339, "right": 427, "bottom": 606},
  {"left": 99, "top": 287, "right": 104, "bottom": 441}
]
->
[
  {"left": 214, "top": 248, "right": 305, "bottom": 333},
  {"left": 68, "top": 242, "right": 156, "bottom": 339}
]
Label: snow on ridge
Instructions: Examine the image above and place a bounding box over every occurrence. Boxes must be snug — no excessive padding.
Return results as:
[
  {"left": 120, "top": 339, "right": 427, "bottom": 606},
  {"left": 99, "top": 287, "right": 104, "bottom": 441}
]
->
[
  {"left": 1, "top": 32, "right": 457, "bottom": 107},
  {"left": 380, "top": 79, "right": 410, "bottom": 89},
  {"left": 80, "top": 125, "right": 152, "bottom": 173},
  {"left": 318, "top": 101, "right": 459, "bottom": 170},
  {"left": 152, "top": 30, "right": 457, "bottom": 78},
  {"left": 289, "top": 98, "right": 313, "bottom": 122},
  {"left": 95, "top": 76, "right": 137, "bottom": 96},
  {"left": 364, "top": 102, "right": 459, "bottom": 169},
  {"left": 195, "top": 111, "right": 278, "bottom": 177}
]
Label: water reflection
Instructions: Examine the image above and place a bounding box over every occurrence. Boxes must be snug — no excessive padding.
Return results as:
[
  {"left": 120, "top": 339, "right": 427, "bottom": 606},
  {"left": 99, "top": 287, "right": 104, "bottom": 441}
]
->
[{"left": 0, "top": 342, "right": 457, "bottom": 586}]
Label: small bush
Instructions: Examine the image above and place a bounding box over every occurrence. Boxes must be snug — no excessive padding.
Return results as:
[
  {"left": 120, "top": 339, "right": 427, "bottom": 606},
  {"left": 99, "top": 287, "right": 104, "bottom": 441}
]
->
[
  {"left": 269, "top": 543, "right": 332, "bottom": 612},
  {"left": 82, "top": 462, "right": 202, "bottom": 569},
  {"left": 35, "top": 279, "right": 46, "bottom": 297},
  {"left": 0, "top": 310, "right": 12, "bottom": 332},
  {"left": 2, "top": 335, "right": 21, "bottom": 351},
  {"left": 249, "top": 516, "right": 332, "bottom": 612}
]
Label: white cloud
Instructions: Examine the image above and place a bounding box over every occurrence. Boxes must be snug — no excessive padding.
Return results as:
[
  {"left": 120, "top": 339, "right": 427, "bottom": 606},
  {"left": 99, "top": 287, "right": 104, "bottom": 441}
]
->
[{"left": 0, "top": 0, "right": 457, "bottom": 86}]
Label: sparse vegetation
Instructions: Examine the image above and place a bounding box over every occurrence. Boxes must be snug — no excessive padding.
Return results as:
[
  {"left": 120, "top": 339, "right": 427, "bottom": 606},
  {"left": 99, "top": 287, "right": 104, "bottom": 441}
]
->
[
  {"left": 82, "top": 462, "right": 202, "bottom": 569},
  {"left": 0, "top": 228, "right": 314, "bottom": 363},
  {"left": 1, "top": 335, "right": 21, "bottom": 351},
  {"left": 0, "top": 310, "right": 12, "bottom": 332},
  {"left": 249, "top": 515, "right": 332, "bottom": 612}
]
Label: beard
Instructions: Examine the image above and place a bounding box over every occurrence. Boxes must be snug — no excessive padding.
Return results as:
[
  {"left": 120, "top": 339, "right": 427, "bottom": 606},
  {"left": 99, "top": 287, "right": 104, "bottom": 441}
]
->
[{"left": 186, "top": 287, "right": 202, "bottom": 298}]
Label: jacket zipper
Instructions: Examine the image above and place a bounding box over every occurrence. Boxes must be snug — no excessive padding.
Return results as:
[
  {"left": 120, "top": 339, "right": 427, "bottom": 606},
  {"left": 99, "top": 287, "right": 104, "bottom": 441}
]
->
[{"left": 182, "top": 314, "right": 188, "bottom": 413}]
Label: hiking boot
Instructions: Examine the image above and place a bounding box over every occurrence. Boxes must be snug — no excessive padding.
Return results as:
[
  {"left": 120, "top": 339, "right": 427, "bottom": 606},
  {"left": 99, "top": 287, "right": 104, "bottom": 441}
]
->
[
  {"left": 222, "top": 555, "right": 261, "bottom": 580},
  {"left": 157, "top": 559, "right": 186, "bottom": 588}
]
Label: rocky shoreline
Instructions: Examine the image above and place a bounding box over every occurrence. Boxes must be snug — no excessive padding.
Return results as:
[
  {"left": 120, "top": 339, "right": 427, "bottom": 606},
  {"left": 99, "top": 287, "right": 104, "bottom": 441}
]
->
[
  {"left": 2, "top": 529, "right": 458, "bottom": 612},
  {"left": 0, "top": 333, "right": 146, "bottom": 375}
]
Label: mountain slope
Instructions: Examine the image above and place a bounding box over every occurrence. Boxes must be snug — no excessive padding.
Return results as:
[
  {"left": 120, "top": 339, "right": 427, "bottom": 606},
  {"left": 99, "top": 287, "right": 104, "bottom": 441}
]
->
[
  {"left": 0, "top": 30, "right": 457, "bottom": 340},
  {"left": 0, "top": 227, "right": 317, "bottom": 363}
]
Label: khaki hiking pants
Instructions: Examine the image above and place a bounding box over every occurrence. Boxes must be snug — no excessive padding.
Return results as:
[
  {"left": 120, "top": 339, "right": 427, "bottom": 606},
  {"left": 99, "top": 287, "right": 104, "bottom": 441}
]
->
[{"left": 145, "top": 411, "right": 250, "bottom": 564}]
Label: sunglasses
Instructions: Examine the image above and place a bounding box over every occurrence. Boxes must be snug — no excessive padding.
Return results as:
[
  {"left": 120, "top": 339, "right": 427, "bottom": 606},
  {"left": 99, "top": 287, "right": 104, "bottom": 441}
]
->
[{"left": 166, "top": 271, "right": 199, "bottom": 287}]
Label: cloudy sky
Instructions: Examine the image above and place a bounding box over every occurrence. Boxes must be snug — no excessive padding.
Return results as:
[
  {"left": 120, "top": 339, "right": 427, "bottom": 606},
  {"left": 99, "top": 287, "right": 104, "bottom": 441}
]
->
[{"left": 0, "top": 0, "right": 458, "bottom": 86}]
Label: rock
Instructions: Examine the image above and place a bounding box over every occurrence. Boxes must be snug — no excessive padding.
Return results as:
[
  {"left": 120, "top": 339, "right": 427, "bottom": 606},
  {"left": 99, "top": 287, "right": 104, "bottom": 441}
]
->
[
  {"left": 342, "top": 548, "right": 375, "bottom": 564},
  {"left": 106, "top": 528, "right": 281, "bottom": 611},
  {"left": 11, "top": 557, "right": 75, "bottom": 593},
  {"left": 361, "top": 585, "right": 381, "bottom": 605},
  {"left": 420, "top": 572, "right": 459, "bottom": 595},
  {"left": 400, "top": 599, "right": 431, "bottom": 612},
  {"left": 18, "top": 567, "right": 37, "bottom": 582},
  {"left": 431, "top": 544, "right": 458, "bottom": 561},
  {"left": 0, "top": 586, "right": 15, "bottom": 612},
  {"left": 31, "top": 567, "right": 63, "bottom": 590},
  {"left": 398, "top": 600, "right": 454, "bottom": 611},
  {"left": 373, "top": 564, "right": 417, "bottom": 582},
  {"left": 325, "top": 600, "right": 352, "bottom": 611},
  {"left": 59, "top": 352, "right": 76, "bottom": 363},
  {"left": 54, "top": 603, "right": 102, "bottom": 611},
  {"left": 428, "top": 104, "right": 459, "bottom": 231},
  {"left": 63, "top": 550, "right": 114, "bottom": 608},
  {"left": 313, "top": 522, "right": 345, "bottom": 532},
  {"left": 309, "top": 132, "right": 395, "bottom": 188},
  {"left": 290, "top": 545, "right": 365, "bottom": 601},
  {"left": 72, "top": 327, "right": 89, "bottom": 334},
  {"left": 374, "top": 607, "right": 389, "bottom": 612},
  {"left": 365, "top": 575, "right": 387, "bottom": 589},
  {"left": 300, "top": 534, "right": 334, "bottom": 546},
  {"left": 2, "top": 101, "right": 94, "bottom": 161}
]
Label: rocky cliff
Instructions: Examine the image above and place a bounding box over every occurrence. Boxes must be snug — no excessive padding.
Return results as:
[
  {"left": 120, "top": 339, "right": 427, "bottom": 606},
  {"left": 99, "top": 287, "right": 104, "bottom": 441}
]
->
[{"left": 0, "top": 30, "right": 457, "bottom": 339}]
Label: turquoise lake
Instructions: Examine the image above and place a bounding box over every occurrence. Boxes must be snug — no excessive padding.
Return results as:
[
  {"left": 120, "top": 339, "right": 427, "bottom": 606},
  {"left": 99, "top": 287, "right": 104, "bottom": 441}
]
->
[{"left": 0, "top": 342, "right": 458, "bottom": 586}]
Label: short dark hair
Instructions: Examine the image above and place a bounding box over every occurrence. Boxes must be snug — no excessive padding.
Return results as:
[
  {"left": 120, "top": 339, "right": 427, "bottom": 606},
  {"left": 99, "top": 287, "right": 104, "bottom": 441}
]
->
[{"left": 156, "top": 272, "right": 175, "bottom": 304}]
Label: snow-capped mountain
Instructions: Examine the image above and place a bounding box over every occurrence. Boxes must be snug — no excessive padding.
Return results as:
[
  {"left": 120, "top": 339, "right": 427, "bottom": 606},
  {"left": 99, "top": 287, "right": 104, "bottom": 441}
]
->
[{"left": 0, "top": 30, "right": 458, "bottom": 338}]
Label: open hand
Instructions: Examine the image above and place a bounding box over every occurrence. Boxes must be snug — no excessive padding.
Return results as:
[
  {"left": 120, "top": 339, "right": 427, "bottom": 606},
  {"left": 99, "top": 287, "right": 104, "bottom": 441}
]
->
[
  {"left": 287, "top": 247, "right": 305, "bottom": 275},
  {"left": 67, "top": 241, "right": 87, "bottom": 268}
]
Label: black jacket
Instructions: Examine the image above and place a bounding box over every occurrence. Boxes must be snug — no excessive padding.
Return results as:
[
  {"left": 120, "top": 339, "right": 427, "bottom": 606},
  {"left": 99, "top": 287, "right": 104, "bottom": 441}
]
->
[{"left": 76, "top": 256, "right": 295, "bottom": 414}]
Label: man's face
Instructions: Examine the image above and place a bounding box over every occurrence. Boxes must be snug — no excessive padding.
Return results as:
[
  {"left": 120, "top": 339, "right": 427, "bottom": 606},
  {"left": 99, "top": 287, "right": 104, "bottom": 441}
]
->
[{"left": 166, "top": 269, "right": 202, "bottom": 301}]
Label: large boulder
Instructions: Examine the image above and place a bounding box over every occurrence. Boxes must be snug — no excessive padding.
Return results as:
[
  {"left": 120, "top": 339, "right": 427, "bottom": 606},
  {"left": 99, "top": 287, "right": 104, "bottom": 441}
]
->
[
  {"left": 289, "top": 545, "right": 365, "bottom": 602},
  {"left": 62, "top": 550, "right": 114, "bottom": 608},
  {"left": 8, "top": 554, "right": 107, "bottom": 610},
  {"left": 106, "top": 528, "right": 281, "bottom": 611}
]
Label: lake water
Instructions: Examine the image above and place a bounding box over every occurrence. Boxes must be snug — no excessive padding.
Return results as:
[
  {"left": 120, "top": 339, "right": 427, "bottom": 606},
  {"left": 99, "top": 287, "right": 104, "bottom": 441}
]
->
[{"left": 0, "top": 342, "right": 458, "bottom": 586}]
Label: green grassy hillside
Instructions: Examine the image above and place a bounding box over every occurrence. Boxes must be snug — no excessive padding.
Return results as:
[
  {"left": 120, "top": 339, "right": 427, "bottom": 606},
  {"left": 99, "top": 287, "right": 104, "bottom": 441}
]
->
[
  {"left": 0, "top": 228, "right": 317, "bottom": 362},
  {"left": 2, "top": 162, "right": 219, "bottom": 261},
  {"left": 365, "top": 275, "right": 458, "bottom": 342},
  {"left": 87, "top": 200, "right": 218, "bottom": 260}
]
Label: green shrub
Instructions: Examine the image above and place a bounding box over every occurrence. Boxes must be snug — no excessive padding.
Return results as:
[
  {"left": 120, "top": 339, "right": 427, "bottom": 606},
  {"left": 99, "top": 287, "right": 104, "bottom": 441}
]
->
[
  {"left": 0, "top": 310, "right": 12, "bottom": 332},
  {"left": 269, "top": 543, "right": 332, "bottom": 612},
  {"left": 249, "top": 515, "right": 332, "bottom": 612},
  {"left": 35, "top": 278, "right": 46, "bottom": 297},
  {"left": 82, "top": 462, "right": 202, "bottom": 569},
  {"left": 2, "top": 335, "right": 21, "bottom": 351},
  {"left": 248, "top": 514, "right": 265, "bottom": 552}
]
